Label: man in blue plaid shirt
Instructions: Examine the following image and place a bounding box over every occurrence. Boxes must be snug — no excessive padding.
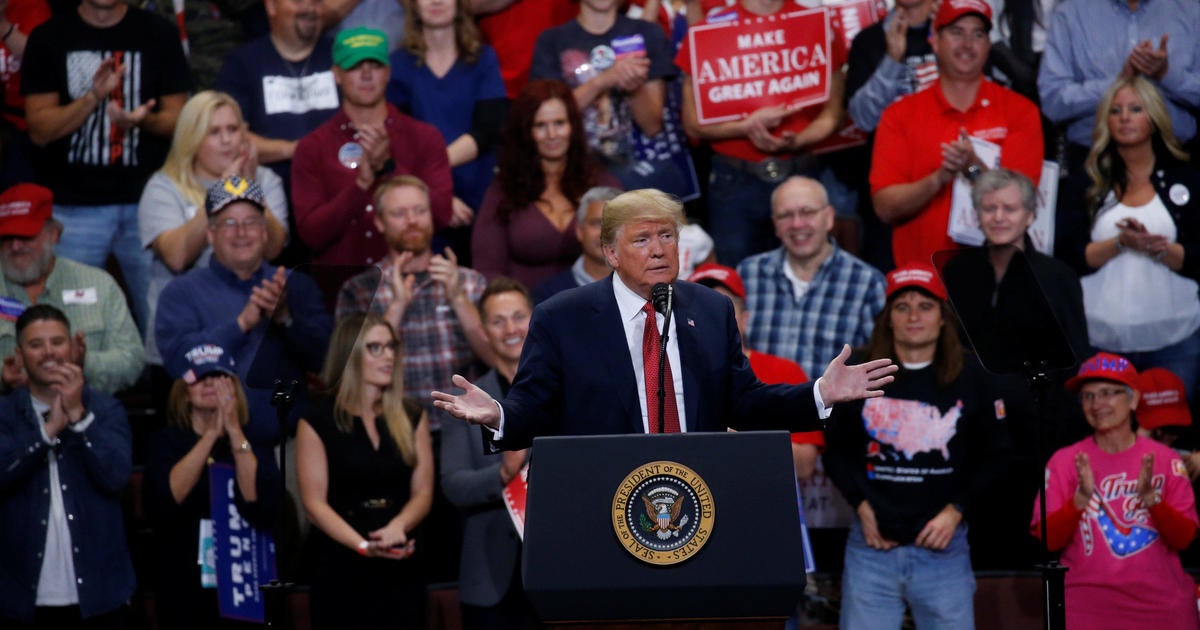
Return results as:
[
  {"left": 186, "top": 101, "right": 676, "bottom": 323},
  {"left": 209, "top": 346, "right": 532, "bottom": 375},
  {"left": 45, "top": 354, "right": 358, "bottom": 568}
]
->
[{"left": 737, "top": 176, "right": 886, "bottom": 378}]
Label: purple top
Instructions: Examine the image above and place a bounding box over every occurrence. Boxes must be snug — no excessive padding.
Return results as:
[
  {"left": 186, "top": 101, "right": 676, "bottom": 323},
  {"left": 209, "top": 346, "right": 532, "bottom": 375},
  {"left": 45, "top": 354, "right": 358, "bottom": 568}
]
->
[{"left": 471, "top": 172, "right": 620, "bottom": 290}]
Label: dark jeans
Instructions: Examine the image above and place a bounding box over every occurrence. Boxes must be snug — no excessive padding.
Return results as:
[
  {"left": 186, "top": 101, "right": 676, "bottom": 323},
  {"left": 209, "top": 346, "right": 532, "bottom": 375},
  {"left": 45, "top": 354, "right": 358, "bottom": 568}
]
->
[
  {"left": 4, "top": 605, "right": 128, "bottom": 630},
  {"left": 459, "top": 563, "right": 541, "bottom": 630}
]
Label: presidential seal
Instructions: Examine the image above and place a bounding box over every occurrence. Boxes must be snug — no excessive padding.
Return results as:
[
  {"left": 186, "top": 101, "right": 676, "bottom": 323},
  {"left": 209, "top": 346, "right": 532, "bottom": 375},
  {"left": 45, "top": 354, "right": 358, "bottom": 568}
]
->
[{"left": 612, "top": 461, "right": 714, "bottom": 566}]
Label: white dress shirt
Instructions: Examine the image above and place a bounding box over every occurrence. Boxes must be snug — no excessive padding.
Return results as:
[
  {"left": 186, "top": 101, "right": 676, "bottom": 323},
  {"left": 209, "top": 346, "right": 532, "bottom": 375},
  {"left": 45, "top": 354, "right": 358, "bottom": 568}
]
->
[{"left": 611, "top": 273, "right": 689, "bottom": 432}]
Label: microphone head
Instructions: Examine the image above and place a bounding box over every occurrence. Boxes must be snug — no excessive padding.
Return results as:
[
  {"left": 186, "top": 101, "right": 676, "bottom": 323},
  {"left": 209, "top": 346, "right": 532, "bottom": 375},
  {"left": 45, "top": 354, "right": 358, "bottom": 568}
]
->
[{"left": 651, "top": 283, "right": 673, "bottom": 315}]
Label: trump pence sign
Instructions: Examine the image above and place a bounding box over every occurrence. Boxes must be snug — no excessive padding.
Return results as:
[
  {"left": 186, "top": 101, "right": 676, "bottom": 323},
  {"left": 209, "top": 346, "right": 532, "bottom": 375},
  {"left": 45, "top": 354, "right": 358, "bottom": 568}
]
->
[{"left": 688, "top": 8, "right": 834, "bottom": 124}]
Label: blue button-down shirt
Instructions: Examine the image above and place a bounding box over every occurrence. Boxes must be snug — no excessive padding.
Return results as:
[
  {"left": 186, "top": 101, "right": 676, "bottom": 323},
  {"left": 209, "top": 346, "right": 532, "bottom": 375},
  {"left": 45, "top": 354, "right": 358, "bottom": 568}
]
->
[
  {"left": 738, "top": 245, "right": 886, "bottom": 379},
  {"left": 1038, "top": 0, "right": 1200, "bottom": 146}
]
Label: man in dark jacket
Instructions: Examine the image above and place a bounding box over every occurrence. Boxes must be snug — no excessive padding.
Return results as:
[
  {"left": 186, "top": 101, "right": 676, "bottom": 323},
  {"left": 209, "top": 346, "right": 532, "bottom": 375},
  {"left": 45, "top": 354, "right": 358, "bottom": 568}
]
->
[{"left": 0, "top": 304, "right": 134, "bottom": 628}]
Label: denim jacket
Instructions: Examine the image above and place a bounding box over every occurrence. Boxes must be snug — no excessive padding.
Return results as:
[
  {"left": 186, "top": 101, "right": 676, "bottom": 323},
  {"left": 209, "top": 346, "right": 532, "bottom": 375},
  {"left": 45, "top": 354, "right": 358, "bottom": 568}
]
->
[{"left": 0, "top": 387, "right": 135, "bottom": 623}]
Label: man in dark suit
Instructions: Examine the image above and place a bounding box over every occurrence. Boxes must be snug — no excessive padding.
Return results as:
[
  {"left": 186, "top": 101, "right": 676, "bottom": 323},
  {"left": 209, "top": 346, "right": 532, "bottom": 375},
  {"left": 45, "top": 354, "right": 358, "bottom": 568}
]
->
[{"left": 433, "top": 189, "right": 897, "bottom": 449}]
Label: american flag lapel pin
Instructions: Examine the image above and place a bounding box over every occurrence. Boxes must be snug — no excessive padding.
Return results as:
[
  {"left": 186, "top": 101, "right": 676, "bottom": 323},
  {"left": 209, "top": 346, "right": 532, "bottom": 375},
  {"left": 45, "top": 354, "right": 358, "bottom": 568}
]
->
[{"left": 687, "top": 318, "right": 695, "bottom": 327}]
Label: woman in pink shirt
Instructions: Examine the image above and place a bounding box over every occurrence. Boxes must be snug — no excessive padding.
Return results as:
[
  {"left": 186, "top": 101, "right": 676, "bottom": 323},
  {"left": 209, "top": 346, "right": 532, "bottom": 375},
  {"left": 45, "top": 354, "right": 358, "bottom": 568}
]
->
[{"left": 1033, "top": 352, "right": 1200, "bottom": 629}]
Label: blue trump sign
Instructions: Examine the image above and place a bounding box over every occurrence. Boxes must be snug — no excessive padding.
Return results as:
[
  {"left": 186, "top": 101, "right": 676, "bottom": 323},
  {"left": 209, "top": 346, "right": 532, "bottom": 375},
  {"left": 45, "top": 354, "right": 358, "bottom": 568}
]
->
[{"left": 209, "top": 462, "right": 277, "bottom": 622}]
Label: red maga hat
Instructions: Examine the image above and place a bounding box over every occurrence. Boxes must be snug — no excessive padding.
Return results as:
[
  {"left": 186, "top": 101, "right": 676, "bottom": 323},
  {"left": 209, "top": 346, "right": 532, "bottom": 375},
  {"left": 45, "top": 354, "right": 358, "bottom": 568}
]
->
[
  {"left": 0, "top": 184, "right": 53, "bottom": 238},
  {"left": 1065, "top": 352, "right": 1139, "bottom": 392},
  {"left": 886, "top": 262, "right": 948, "bottom": 301},
  {"left": 688, "top": 263, "right": 746, "bottom": 300}
]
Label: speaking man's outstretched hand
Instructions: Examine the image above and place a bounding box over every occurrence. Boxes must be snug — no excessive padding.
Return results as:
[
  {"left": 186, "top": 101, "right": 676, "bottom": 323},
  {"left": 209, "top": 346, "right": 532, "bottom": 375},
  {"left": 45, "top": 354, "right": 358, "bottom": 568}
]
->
[
  {"left": 818, "top": 344, "right": 897, "bottom": 405},
  {"left": 432, "top": 374, "right": 502, "bottom": 430}
]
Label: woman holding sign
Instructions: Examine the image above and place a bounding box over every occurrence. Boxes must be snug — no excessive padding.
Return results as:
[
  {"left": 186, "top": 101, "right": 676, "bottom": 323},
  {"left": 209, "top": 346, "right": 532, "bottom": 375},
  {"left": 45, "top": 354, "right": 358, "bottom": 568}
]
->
[
  {"left": 676, "top": 1, "right": 847, "bottom": 265},
  {"left": 144, "top": 343, "right": 280, "bottom": 630},
  {"left": 1078, "top": 76, "right": 1200, "bottom": 403},
  {"left": 297, "top": 313, "right": 434, "bottom": 630}
]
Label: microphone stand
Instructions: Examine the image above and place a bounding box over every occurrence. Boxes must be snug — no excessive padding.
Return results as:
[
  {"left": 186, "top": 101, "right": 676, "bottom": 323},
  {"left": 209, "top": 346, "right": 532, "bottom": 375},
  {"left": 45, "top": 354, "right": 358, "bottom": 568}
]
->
[
  {"left": 261, "top": 378, "right": 299, "bottom": 628},
  {"left": 657, "top": 292, "right": 673, "bottom": 434},
  {"left": 1027, "top": 361, "right": 1067, "bottom": 630}
]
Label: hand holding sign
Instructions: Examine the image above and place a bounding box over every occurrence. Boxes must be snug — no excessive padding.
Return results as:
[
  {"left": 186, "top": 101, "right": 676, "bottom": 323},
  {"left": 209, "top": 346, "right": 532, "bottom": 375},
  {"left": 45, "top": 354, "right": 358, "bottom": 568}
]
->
[
  {"left": 688, "top": 8, "right": 835, "bottom": 124},
  {"left": 742, "top": 104, "right": 790, "bottom": 152}
]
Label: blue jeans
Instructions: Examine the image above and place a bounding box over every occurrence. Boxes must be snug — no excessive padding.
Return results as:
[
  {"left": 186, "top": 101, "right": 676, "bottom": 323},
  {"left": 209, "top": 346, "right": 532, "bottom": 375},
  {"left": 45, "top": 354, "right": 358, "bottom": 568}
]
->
[
  {"left": 53, "top": 203, "right": 151, "bottom": 332},
  {"left": 1116, "top": 325, "right": 1200, "bottom": 404},
  {"left": 840, "top": 519, "right": 976, "bottom": 630}
]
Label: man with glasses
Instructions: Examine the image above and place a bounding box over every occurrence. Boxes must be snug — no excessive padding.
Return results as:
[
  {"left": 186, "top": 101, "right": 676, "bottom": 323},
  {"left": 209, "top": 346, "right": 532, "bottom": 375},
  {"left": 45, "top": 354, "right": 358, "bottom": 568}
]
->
[
  {"left": 737, "top": 176, "right": 885, "bottom": 380},
  {"left": 0, "top": 184, "right": 142, "bottom": 395},
  {"left": 869, "top": 0, "right": 1042, "bottom": 267},
  {"left": 155, "top": 176, "right": 331, "bottom": 447}
]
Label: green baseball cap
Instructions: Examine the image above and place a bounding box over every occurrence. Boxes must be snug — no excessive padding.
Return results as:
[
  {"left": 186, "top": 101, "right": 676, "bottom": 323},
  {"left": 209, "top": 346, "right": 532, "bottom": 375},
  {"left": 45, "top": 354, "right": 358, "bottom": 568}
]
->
[{"left": 333, "top": 27, "right": 390, "bottom": 69}]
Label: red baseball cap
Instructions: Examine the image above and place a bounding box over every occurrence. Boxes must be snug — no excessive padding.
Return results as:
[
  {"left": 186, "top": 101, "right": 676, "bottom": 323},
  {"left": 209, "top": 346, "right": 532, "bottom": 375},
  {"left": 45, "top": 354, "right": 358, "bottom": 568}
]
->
[
  {"left": 1137, "top": 367, "right": 1192, "bottom": 430},
  {"left": 0, "top": 183, "right": 53, "bottom": 238},
  {"left": 886, "top": 262, "right": 948, "bottom": 301},
  {"left": 934, "top": 0, "right": 993, "bottom": 31},
  {"left": 688, "top": 263, "right": 746, "bottom": 300},
  {"left": 1066, "top": 352, "right": 1139, "bottom": 392}
]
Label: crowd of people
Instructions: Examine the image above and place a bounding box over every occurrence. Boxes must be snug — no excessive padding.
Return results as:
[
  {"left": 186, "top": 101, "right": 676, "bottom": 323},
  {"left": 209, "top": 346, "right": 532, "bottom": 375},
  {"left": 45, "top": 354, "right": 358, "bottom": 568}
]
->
[{"left": 2, "top": 0, "right": 1200, "bottom": 628}]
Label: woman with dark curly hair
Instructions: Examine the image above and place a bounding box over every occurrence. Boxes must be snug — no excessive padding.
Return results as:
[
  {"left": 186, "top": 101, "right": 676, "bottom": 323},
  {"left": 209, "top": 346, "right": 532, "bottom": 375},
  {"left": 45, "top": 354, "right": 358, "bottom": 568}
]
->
[{"left": 471, "top": 79, "right": 620, "bottom": 290}]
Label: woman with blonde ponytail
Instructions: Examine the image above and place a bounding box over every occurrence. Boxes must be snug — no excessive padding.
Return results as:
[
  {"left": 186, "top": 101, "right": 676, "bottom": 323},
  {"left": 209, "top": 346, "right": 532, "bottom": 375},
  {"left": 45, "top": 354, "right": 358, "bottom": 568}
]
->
[{"left": 297, "top": 313, "right": 434, "bottom": 629}]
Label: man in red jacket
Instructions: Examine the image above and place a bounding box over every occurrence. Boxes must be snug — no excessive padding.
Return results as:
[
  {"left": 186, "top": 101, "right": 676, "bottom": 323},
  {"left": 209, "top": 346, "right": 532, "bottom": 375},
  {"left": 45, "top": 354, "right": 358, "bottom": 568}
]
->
[{"left": 291, "top": 26, "right": 453, "bottom": 266}]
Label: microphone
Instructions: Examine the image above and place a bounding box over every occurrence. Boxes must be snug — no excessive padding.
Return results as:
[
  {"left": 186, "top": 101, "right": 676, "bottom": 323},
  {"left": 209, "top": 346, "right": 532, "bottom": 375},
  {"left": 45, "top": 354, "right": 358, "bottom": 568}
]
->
[
  {"left": 651, "top": 283, "right": 673, "bottom": 316},
  {"left": 650, "top": 283, "right": 673, "bottom": 434}
]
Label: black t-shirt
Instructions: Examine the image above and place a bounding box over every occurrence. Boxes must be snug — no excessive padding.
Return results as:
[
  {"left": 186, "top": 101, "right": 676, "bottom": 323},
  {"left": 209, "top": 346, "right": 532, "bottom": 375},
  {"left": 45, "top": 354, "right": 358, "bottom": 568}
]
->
[
  {"left": 823, "top": 356, "right": 1011, "bottom": 544},
  {"left": 21, "top": 8, "right": 192, "bottom": 204}
]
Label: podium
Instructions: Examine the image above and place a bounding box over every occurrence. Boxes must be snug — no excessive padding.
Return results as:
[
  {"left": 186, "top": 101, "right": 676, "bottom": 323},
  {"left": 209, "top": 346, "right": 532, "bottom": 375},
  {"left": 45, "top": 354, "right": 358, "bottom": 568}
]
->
[{"left": 523, "top": 431, "right": 806, "bottom": 628}]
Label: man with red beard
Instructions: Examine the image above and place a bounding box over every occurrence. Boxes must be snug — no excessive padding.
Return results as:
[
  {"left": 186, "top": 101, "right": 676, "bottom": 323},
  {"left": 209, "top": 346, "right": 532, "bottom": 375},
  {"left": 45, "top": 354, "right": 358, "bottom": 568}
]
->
[
  {"left": 336, "top": 174, "right": 493, "bottom": 423},
  {"left": 291, "top": 27, "right": 453, "bottom": 266}
]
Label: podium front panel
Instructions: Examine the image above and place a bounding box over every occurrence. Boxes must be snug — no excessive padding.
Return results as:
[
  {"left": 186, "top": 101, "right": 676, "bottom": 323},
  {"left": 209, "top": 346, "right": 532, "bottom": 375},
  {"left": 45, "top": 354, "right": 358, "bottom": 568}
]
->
[{"left": 523, "top": 431, "right": 806, "bottom": 622}]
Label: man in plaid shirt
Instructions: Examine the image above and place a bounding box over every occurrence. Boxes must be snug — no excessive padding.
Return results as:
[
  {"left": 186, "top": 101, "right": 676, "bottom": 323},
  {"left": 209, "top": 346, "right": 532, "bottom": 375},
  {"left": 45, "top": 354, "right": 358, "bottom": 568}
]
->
[
  {"left": 738, "top": 176, "right": 886, "bottom": 378},
  {"left": 335, "top": 175, "right": 494, "bottom": 424}
]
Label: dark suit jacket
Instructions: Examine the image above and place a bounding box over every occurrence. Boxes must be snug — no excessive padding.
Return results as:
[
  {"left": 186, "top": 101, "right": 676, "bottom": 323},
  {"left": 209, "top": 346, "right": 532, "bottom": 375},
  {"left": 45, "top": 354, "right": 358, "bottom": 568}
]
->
[
  {"left": 493, "top": 275, "right": 822, "bottom": 449},
  {"left": 441, "top": 370, "right": 523, "bottom": 607}
]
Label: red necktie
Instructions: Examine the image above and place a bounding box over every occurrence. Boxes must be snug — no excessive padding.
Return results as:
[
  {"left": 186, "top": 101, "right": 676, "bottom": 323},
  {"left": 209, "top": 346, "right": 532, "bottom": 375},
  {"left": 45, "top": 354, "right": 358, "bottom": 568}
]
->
[{"left": 642, "top": 301, "right": 680, "bottom": 433}]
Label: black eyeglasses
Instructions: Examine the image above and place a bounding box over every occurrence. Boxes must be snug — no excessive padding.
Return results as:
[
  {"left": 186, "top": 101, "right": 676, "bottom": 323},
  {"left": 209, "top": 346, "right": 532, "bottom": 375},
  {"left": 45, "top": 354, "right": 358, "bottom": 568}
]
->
[{"left": 364, "top": 341, "right": 399, "bottom": 357}]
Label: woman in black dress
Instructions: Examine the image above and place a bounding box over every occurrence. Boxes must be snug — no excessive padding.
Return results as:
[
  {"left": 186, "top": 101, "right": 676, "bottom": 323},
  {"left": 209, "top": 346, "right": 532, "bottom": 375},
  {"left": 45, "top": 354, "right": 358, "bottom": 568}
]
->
[
  {"left": 144, "top": 343, "right": 279, "bottom": 629},
  {"left": 296, "top": 313, "right": 434, "bottom": 629}
]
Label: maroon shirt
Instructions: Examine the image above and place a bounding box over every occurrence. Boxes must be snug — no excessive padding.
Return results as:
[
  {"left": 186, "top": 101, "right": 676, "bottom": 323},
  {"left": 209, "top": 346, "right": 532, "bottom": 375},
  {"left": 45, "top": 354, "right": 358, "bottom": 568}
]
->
[
  {"left": 292, "top": 104, "right": 453, "bottom": 265},
  {"left": 471, "top": 172, "right": 620, "bottom": 290}
]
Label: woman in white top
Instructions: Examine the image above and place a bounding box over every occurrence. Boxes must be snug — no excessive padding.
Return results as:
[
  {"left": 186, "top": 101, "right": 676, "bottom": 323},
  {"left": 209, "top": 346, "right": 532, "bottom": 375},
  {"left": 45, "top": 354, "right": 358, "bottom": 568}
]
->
[
  {"left": 137, "top": 91, "right": 289, "bottom": 364},
  {"left": 1081, "top": 75, "right": 1200, "bottom": 402}
]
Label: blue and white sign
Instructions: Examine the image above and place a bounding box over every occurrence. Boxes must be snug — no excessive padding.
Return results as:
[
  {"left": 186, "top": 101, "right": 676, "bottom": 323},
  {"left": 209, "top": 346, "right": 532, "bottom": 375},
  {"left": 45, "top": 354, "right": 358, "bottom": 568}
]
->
[{"left": 209, "top": 462, "right": 277, "bottom": 623}]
